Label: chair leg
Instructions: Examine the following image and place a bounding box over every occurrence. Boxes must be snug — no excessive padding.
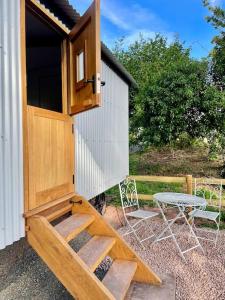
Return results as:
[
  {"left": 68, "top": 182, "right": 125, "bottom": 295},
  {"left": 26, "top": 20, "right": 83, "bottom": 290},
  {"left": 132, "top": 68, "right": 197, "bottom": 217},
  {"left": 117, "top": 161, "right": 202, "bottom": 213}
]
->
[
  {"left": 190, "top": 216, "right": 220, "bottom": 247},
  {"left": 143, "top": 219, "right": 156, "bottom": 241},
  {"left": 192, "top": 218, "right": 197, "bottom": 232},
  {"left": 131, "top": 222, "right": 146, "bottom": 250},
  {"left": 214, "top": 221, "right": 220, "bottom": 246},
  {"left": 187, "top": 216, "right": 197, "bottom": 238},
  {"left": 123, "top": 217, "right": 157, "bottom": 250},
  {"left": 123, "top": 222, "right": 146, "bottom": 250}
]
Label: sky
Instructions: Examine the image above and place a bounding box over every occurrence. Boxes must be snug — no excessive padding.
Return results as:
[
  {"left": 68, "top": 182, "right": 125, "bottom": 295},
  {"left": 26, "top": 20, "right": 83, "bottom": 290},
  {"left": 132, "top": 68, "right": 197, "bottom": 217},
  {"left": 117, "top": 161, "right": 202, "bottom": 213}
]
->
[{"left": 70, "top": 0, "right": 225, "bottom": 59}]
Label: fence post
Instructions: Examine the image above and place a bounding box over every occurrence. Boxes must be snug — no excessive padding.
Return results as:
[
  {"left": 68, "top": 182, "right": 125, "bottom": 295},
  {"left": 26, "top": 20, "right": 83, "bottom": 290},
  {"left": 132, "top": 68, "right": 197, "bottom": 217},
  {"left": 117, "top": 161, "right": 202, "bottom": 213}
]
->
[
  {"left": 186, "top": 175, "right": 193, "bottom": 222},
  {"left": 186, "top": 175, "right": 193, "bottom": 195}
]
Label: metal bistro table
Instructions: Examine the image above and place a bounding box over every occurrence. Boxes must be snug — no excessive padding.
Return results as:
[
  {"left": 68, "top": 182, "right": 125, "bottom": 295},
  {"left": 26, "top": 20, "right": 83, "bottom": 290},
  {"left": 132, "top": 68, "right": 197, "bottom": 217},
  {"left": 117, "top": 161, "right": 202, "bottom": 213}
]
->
[{"left": 153, "top": 192, "right": 207, "bottom": 261}]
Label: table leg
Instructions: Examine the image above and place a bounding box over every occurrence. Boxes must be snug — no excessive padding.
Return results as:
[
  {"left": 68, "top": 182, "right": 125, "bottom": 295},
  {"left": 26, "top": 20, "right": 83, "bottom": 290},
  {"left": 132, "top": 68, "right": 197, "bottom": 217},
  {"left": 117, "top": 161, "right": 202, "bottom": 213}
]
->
[
  {"left": 154, "top": 201, "right": 204, "bottom": 261},
  {"left": 154, "top": 201, "right": 186, "bottom": 261},
  {"left": 177, "top": 206, "right": 204, "bottom": 254}
]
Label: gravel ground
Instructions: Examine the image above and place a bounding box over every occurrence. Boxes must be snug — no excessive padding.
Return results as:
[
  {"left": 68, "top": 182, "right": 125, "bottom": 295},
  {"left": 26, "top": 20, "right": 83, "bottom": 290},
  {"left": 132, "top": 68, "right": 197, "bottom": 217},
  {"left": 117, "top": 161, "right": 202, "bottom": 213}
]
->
[
  {"left": 0, "top": 232, "right": 91, "bottom": 300},
  {"left": 119, "top": 221, "right": 225, "bottom": 300},
  {"left": 0, "top": 208, "right": 225, "bottom": 300}
]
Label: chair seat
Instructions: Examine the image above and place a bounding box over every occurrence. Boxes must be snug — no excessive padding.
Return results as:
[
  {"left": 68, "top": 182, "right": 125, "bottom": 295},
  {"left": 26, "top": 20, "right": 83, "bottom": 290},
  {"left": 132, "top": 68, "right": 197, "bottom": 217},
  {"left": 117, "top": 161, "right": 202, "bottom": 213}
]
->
[
  {"left": 126, "top": 209, "right": 159, "bottom": 219},
  {"left": 189, "top": 209, "right": 219, "bottom": 221}
]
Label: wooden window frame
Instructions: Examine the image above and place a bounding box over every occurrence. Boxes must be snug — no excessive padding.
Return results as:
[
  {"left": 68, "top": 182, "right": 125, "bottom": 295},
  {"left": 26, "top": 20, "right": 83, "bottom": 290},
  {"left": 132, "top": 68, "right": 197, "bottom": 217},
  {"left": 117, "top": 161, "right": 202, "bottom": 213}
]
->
[
  {"left": 75, "top": 40, "right": 87, "bottom": 91},
  {"left": 68, "top": 0, "right": 101, "bottom": 115}
]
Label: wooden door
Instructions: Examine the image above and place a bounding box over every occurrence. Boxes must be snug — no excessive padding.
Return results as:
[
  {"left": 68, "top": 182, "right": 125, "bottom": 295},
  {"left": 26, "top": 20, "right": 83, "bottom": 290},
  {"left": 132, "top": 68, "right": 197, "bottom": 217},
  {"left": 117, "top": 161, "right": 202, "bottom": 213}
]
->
[
  {"left": 27, "top": 106, "right": 74, "bottom": 210},
  {"left": 68, "top": 0, "right": 101, "bottom": 115}
]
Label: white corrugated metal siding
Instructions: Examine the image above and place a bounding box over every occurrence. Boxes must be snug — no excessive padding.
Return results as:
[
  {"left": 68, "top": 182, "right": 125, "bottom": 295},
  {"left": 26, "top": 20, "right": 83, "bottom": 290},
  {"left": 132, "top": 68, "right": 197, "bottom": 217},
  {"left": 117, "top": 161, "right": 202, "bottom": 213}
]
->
[
  {"left": 75, "top": 61, "right": 129, "bottom": 199},
  {"left": 0, "top": 0, "right": 24, "bottom": 249}
]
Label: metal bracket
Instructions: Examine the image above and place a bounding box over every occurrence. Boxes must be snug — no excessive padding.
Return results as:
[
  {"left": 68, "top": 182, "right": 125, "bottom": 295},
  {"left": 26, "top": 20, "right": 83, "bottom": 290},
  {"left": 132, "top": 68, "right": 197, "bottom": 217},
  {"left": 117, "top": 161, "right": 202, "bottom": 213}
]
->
[
  {"left": 85, "top": 75, "right": 96, "bottom": 93},
  {"left": 70, "top": 199, "right": 82, "bottom": 205},
  {"left": 85, "top": 75, "right": 106, "bottom": 93},
  {"left": 25, "top": 225, "right": 30, "bottom": 232}
]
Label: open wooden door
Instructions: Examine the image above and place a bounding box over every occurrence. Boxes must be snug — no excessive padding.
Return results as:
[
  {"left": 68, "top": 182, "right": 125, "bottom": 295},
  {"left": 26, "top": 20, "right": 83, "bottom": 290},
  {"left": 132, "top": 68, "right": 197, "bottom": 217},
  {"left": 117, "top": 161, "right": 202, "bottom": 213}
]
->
[{"left": 68, "top": 0, "right": 101, "bottom": 115}]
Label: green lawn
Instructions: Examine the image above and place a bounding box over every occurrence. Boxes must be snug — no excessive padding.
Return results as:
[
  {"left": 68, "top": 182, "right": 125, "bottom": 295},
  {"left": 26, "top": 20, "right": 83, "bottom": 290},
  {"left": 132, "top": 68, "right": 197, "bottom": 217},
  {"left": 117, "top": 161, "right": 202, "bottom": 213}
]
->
[{"left": 106, "top": 181, "right": 183, "bottom": 207}]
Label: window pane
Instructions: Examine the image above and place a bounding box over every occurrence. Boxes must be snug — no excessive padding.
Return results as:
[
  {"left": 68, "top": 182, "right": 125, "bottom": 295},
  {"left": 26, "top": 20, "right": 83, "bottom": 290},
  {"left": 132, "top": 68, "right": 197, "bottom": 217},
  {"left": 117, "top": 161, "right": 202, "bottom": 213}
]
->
[{"left": 76, "top": 51, "right": 84, "bottom": 82}]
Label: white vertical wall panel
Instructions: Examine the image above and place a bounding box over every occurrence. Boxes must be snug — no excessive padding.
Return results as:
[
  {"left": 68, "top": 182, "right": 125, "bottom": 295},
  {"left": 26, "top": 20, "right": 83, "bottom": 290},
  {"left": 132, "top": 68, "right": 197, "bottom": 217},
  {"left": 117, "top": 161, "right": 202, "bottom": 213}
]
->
[
  {"left": 0, "top": 0, "right": 24, "bottom": 249},
  {"left": 75, "top": 61, "right": 129, "bottom": 200}
]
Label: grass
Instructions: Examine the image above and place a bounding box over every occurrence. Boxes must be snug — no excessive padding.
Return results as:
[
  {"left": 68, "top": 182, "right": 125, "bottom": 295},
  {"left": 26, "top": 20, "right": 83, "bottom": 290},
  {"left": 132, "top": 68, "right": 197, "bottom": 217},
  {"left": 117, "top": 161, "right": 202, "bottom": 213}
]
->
[
  {"left": 129, "top": 147, "right": 223, "bottom": 177},
  {"left": 198, "top": 222, "right": 225, "bottom": 230},
  {"left": 106, "top": 181, "right": 183, "bottom": 207}
]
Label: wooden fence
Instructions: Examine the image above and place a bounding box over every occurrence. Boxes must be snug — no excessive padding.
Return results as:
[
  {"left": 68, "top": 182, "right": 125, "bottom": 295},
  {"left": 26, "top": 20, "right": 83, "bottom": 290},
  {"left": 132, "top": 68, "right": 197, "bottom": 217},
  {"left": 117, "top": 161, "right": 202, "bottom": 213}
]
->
[{"left": 129, "top": 175, "right": 225, "bottom": 202}]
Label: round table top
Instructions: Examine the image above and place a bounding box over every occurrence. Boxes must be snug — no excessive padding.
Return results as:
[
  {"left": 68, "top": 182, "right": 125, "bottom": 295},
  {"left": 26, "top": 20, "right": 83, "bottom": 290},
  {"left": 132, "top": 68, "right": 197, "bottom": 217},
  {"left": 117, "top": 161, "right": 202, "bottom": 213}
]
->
[{"left": 153, "top": 192, "right": 207, "bottom": 207}]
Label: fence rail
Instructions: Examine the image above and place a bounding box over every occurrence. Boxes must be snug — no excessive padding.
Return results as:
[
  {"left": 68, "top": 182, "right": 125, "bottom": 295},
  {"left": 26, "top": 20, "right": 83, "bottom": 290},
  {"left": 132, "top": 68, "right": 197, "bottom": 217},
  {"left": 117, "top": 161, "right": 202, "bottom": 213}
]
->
[
  {"left": 129, "top": 175, "right": 225, "bottom": 202},
  {"left": 130, "top": 175, "right": 187, "bottom": 184}
]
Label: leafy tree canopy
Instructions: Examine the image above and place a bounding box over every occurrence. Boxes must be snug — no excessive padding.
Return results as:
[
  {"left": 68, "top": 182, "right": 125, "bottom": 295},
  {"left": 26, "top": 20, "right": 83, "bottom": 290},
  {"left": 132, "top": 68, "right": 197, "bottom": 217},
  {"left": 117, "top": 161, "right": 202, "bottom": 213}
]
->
[
  {"left": 113, "top": 34, "right": 225, "bottom": 147},
  {"left": 203, "top": 0, "right": 225, "bottom": 89}
]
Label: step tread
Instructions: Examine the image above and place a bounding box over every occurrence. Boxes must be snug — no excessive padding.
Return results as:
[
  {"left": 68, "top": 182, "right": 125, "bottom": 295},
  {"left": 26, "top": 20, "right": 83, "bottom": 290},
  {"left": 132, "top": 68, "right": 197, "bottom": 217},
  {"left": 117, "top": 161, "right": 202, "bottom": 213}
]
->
[
  {"left": 78, "top": 235, "right": 116, "bottom": 271},
  {"left": 54, "top": 213, "right": 95, "bottom": 242},
  {"left": 24, "top": 192, "right": 76, "bottom": 218},
  {"left": 103, "top": 259, "right": 137, "bottom": 300},
  {"left": 46, "top": 204, "right": 73, "bottom": 222}
]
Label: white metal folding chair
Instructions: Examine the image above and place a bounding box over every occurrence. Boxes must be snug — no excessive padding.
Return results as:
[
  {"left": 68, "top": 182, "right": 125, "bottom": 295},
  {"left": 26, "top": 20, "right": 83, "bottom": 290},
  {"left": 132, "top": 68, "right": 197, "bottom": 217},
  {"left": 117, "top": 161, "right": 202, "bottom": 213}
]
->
[
  {"left": 188, "top": 178, "right": 222, "bottom": 246},
  {"left": 119, "top": 177, "right": 159, "bottom": 248}
]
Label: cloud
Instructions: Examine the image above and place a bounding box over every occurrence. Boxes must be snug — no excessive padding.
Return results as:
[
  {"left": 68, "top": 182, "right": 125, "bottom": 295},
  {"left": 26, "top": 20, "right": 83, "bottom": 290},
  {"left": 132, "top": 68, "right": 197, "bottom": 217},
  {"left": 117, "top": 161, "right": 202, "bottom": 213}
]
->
[
  {"left": 208, "top": 0, "right": 223, "bottom": 5},
  {"left": 124, "top": 30, "right": 157, "bottom": 45},
  {"left": 72, "top": 0, "right": 174, "bottom": 49},
  {"left": 126, "top": 30, "right": 174, "bottom": 45},
  {"left": 72, "top": 0, "right": 160, "bottom": 30},
  {"left": 102, "top": 30, "right": 175, "bottom": 50},
  {"left": 99, "top": 0, "right": 174, "bottom": 49},
  {"left": 101, "top": 0, "right": 166, "bottom": 32},
  {"left": 101, "top": 2, "right": 130, "bottom": 30}
]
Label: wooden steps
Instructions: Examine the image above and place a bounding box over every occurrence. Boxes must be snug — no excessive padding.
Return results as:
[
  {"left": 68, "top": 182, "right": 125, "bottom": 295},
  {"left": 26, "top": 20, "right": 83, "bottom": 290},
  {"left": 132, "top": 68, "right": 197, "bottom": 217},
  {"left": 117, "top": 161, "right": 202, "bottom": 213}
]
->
[
  {"left": 55, "top": 213, "right": 95, "bottom": 242},
  {"left": 103, "top": 260, "right": 137, "bottom": 300},
  {"left": 46, "top": 203, "right": 72, "bottom": 222},
  {"left": 26, "top": 194, "right": 161, "bottom": 300},
  {"left": 78, "top": 235, "right": 116, "bottom": 271}
]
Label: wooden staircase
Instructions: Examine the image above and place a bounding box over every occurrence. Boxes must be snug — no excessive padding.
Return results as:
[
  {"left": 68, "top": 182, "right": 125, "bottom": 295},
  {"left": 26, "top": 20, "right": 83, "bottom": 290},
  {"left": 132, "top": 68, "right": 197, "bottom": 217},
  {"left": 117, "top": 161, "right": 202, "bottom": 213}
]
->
[{"left": 26, "top": 194, "right": 161, "bottom": 300}]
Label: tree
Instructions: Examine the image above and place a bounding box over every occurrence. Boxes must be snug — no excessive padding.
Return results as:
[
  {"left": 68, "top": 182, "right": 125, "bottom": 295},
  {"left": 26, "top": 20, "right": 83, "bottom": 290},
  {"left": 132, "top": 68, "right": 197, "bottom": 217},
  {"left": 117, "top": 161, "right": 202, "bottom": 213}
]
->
[
  {"left": 113, "top": 34, "right": 225, "bottom": 147},
  {"left": 203, "top": 0, "right": 225, "bottom": 89}
]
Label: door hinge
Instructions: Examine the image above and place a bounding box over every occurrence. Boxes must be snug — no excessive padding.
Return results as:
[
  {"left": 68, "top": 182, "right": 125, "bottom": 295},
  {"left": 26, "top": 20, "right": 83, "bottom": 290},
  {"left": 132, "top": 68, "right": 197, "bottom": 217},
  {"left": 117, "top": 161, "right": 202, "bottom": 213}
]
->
[
  {"left": 72, "top": 174, "right": 75, "bottom": 184},
  {"left": 72, "top": 124, "right": 74, "bottom": 134}
]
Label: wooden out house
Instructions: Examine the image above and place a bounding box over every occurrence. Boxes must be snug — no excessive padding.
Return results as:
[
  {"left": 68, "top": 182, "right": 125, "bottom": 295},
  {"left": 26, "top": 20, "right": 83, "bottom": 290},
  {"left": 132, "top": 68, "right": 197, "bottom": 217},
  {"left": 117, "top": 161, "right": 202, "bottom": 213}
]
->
[{"left": 0, "top": 0, "right": 162, "bottom": 299}]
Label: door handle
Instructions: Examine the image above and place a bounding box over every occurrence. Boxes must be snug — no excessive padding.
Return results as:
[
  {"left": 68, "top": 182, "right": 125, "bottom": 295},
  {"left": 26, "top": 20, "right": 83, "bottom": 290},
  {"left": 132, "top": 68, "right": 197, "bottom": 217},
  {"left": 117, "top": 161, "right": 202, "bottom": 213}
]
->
[
  {"left": 85, "top": 75, "right": 106, "bottom": 93},
  {"left": 85, "top": 75, "right": 96, "bottom": 94}
]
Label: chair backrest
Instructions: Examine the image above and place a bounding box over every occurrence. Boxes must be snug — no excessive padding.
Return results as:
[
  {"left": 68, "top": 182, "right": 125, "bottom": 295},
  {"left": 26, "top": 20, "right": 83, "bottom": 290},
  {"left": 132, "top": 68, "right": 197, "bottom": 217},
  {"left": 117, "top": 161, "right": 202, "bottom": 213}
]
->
[
  {"left": 194, "top": 178, "right": 222, "bottom": 210},
  {"left": 119, "top": 178, "right": 139, "bottom": 211}
]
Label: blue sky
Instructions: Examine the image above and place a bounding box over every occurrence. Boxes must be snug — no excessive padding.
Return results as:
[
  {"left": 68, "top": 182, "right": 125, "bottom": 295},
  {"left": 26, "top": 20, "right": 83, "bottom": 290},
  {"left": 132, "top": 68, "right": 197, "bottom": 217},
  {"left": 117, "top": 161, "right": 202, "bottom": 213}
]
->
[{"left": 70, "top": 0, "right": 225, "bottom": 59}]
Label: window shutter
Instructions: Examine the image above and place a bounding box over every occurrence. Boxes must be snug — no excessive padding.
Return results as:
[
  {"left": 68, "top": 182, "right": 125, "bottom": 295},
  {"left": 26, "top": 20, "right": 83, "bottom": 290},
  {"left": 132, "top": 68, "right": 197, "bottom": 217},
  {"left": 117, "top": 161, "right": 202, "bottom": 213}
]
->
[{"left": 68, "top": 0, "right": 101, "bottom": 115}]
